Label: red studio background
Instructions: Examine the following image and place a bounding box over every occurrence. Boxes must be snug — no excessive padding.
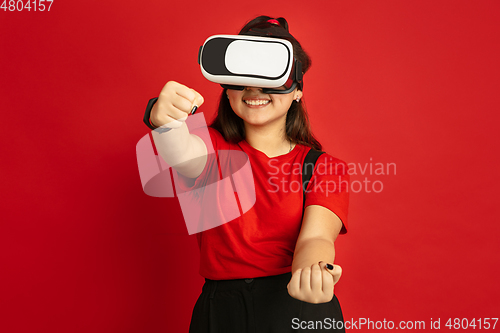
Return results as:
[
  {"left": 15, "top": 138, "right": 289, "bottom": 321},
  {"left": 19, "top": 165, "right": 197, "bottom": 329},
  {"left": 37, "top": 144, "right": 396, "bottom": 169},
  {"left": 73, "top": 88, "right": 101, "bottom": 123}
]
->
[{"left": 1, "top": 0, "right": 499, "bottom": 332}]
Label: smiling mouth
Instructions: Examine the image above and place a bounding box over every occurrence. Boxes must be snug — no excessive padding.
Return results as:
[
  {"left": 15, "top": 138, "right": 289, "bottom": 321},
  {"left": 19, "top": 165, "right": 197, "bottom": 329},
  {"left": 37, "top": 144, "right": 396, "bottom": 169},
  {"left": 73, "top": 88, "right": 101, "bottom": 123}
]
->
[{"left": 243, "top": 99, "right": 271, "bottom": 106}]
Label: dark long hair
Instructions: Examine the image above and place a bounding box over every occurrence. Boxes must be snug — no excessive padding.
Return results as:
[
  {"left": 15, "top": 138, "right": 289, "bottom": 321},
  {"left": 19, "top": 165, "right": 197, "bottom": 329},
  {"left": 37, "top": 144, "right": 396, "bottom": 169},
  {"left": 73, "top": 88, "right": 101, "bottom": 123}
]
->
[{"left": 209, "top": 16, "right": 322, "bottom": 151}]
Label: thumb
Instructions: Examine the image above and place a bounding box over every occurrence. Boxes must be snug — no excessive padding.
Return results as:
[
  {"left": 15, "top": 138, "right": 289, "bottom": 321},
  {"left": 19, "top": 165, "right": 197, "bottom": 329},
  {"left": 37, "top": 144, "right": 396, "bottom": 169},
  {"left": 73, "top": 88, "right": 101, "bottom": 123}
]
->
[
  {"left": 191, "top": 89, "right": 204, "bottom": 109},
  {"left": 323, "top": 263, "right": 342, "bottom": 284}
]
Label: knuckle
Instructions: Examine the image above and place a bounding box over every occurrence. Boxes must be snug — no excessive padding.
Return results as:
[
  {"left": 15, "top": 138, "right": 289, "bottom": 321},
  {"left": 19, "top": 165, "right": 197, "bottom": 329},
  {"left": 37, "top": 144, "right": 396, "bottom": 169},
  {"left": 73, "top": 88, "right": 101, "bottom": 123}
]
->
[
  {"left": 165, "top": 81, "right": 177, "bottom": 89},
  {"left": 159, "top": 89, "right": 173, "bottom": 101},
  {"left": 198, "top": 93, "right": 205, "bottom": 104},
  {"left": 163, "top": 82, "right": 173, "bottom": 92},
  {"left": 310, "top": 296, "right": 321, "bottom": 304}
]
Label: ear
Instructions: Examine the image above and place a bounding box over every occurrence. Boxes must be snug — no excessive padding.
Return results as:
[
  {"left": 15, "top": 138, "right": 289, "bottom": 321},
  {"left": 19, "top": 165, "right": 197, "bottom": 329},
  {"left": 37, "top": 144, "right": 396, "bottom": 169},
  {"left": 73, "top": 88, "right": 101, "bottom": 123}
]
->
[{"left": 294, "top": 89, "right": 303, "bottom": 100}]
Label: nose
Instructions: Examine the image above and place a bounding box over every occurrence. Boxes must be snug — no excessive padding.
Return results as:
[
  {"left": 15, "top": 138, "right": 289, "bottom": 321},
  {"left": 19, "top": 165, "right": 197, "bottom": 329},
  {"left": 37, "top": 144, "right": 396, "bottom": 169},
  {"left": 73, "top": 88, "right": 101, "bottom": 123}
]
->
[{"left": 244, "top": 86, "right": 262, "bottom": 91}]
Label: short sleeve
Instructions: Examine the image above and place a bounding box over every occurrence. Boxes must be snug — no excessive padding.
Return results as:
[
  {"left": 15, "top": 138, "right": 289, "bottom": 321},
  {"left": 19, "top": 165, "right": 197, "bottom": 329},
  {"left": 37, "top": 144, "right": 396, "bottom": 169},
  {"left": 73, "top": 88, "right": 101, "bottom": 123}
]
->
[{"left": 304, "top": 154, "right": 350, "bottom": 234}]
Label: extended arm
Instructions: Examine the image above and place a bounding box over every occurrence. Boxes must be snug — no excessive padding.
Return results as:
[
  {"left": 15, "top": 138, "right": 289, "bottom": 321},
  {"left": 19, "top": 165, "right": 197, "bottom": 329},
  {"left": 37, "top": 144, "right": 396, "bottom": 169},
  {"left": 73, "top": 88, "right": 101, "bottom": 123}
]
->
[
  {"left": 287, "top": 205, "right": 344, "bottom": 304},
  {"left": 150, "top": 81, "right": 208, "bottom": 179}
]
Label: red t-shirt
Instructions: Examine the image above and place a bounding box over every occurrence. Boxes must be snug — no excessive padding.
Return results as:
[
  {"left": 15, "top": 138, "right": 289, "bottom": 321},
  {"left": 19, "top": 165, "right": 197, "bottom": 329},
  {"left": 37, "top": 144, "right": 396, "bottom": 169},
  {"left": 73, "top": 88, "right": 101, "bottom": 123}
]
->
[{"left": 176, "top": 127, "right": 349, "bottom": 280}]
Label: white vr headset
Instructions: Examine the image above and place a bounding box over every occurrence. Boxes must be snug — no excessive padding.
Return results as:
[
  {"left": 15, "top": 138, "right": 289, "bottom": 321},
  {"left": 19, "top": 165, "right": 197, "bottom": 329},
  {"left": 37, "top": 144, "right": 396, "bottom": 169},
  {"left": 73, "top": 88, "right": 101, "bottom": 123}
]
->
[{"left": 198, "top": 35, "right": 303, "bottom": 94}]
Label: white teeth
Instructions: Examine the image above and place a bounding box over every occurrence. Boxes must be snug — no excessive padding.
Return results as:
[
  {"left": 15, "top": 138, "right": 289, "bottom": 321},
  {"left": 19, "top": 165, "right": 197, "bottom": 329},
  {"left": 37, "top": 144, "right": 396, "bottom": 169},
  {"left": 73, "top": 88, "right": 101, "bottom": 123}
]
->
[{"left": 244, "top": 100, "right": 270, "bottom": 106}]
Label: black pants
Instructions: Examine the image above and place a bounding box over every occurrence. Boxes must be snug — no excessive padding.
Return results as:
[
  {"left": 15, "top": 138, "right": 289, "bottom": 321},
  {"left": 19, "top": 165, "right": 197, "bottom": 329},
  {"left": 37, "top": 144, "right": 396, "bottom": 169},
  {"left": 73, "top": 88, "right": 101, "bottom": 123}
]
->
[{"left": 189, "top": 272, "right": 345, "bottom": 333}]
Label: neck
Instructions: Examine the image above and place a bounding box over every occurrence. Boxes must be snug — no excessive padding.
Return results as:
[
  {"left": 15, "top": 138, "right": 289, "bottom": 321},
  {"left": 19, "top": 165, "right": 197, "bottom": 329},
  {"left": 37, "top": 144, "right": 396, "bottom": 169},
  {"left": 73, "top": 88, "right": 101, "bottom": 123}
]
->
[{"left": 244, "top": 120, "right": 293, "bottom": 158}]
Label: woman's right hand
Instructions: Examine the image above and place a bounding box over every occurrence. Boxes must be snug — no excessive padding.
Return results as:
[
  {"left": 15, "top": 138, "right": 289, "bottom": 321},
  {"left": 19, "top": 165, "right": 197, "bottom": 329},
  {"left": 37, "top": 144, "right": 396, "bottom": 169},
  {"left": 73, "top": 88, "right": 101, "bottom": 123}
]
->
[{"left": 150, "top": 81, "right": 204, "bottom": 128}]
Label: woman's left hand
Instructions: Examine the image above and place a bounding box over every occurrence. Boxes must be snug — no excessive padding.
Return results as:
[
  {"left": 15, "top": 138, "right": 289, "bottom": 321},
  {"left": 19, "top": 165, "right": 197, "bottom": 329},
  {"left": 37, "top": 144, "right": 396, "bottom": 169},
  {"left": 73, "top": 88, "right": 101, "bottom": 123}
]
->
[{"left": 287, "top": 262, "right": 342, "bottom": 304}]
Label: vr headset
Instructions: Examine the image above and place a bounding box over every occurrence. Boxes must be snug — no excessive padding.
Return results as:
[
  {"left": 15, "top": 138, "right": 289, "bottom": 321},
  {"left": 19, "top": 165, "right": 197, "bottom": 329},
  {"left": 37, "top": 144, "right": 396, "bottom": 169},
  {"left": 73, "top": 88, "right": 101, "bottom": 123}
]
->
[{"left": 198, "top": 35, "right": 303, "bottom": 94}]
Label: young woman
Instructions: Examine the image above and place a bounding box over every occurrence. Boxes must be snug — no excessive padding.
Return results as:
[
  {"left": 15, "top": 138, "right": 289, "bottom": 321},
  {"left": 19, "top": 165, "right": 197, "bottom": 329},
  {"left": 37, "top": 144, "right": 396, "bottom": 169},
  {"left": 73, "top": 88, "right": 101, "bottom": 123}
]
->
[{"left": 147, "top": 16, "right": 349, "bottom": 333}]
